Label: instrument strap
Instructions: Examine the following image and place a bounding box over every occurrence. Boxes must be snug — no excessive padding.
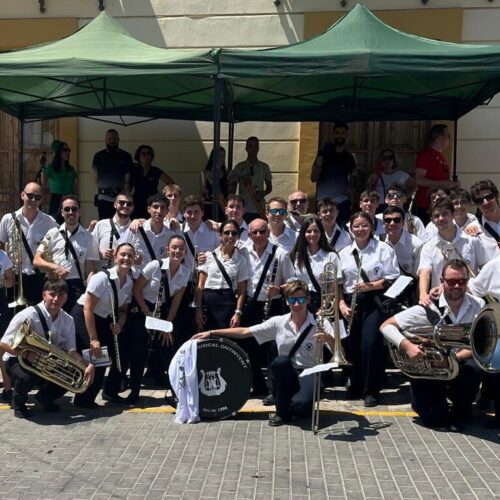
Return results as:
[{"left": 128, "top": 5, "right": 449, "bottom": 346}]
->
[
  {"left": 212, "top": 251, "right": 234, "bottom": 294},
  {"left": 184, "top": 232, "right": 196, "bottom": 257},
  {"left": 59, "top": 226, "right": 84, "bottom": 282},
  {"left": 159, "top": 260, "right": 171, "bottom": 314},
  {"left": 103, "top": 269, "right": 119, "bottom": 320},
  {"left": 484, "top": 222, "right": 500, "bottom": 243},
  {"left": 109, "top": 218, "right": 120, "bottom": 240},
  {"left": 304, "top": 253, "right": 321, "bottom": 295},
  {"left": 33, "top": 305, "right": 50, "bottom": 340},
  {"left": 330, "top": 228, "right": 341, "bottom": 249},
  {"left": 139, "top": 226, "right": 157, "bottom": 261},
  {"left": 423, "top": 303, "right": 453, "bottom": 325},
  {"left": 288, "top": 324, "right": 314, "bottom": 360},
  {"left": 352, "top": 248, "right": 370, "bottom": 283},
  {"left": 251, "top": 245, "right": 277, "bottom": 303},
  {"left": 378, "top": 234, "right": 412, "bottom": 278},
  {"left": 12, "top": 212, "right": 42, "bottom": 278}
]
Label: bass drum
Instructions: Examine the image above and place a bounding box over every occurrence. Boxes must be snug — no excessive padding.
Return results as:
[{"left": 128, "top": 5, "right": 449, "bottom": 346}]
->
[{"left": 197, "top": 338, "right": 252, "bottom": 420}]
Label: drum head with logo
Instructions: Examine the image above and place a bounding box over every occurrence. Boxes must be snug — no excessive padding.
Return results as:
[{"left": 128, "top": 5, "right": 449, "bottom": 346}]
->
[{"left": 197, "top": 338, "right": 252, "bottom": 420}]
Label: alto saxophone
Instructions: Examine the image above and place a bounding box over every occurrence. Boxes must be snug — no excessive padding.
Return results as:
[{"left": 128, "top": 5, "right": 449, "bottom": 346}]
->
[{"left": 41, "top": 239, "right": 59, "bottom": 280}]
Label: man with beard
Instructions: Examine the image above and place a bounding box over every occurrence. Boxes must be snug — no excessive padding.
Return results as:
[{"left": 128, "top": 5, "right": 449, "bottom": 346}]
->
[
  {"left": 92, "top": 129, "right": 134, "bottom": 219},
  {"left": 310, "top": 123, "right": 357, "bottom": 225}
]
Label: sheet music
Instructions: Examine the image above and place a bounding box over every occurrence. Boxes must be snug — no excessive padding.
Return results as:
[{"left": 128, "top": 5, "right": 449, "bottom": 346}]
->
[
  {"left": 299, "top": 362, "right": 338, "bottom": 377},
  {"left": 145, "top": 316, "right": 173, "bottom": 333},
  {"left": 384, "top": 275, "right": 413, "bottom": 299},
  {"left": 82, "top": 346, "right": 111, "bottom": 367}
]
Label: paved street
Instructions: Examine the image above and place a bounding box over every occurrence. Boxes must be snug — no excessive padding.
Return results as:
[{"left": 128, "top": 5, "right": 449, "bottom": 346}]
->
[{"left": 0, "top": 375, "right": 499, "bottom": 500}]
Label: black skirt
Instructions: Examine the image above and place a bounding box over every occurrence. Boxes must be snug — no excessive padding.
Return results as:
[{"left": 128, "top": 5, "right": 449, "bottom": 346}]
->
[{"left": 202, "top": 289, "right": 237, "bottom": 330}]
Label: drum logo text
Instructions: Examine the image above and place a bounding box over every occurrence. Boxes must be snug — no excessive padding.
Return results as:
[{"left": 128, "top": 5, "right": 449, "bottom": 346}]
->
[{"left": 199, "top": 368, "right": 227, "bottom": 396}]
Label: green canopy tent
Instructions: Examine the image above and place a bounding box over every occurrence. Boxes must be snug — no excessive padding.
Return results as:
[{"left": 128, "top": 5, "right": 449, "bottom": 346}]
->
[{"left": 217, "top": 4, "right": 500, "bottom": 124}]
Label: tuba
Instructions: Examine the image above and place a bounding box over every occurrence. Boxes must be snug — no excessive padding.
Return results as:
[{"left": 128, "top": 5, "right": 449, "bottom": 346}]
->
[
  {"left": 11, "top": 321, "right": 88, "bottom": 393},
  {"left": 389, "top": 304, "right": 500, "bottom": 380}
]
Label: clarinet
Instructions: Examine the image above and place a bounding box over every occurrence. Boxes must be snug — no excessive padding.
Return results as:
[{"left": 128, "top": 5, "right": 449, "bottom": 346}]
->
[
  {"left": 148, "top": 273, "right": 165, "bottom": 351},
  {"left": 263, "top": 259, "right": 279, "bottom": 321},
  {"left": 347, "top": 254, "right": 363, "bottom": 333},
  {"left": 106, "top": 220, "right": 114, "bottom": 268}
]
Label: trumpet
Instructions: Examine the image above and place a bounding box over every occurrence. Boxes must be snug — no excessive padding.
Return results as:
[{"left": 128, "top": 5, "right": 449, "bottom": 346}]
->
[
  {"left": 312, "top": 261, "right": 350, "bottom": 434},
  {"left": 8, "top": 215, "right": 27, "bottom": 309}
]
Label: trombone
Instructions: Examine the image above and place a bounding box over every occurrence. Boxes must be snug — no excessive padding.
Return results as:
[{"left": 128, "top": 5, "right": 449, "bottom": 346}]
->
[
  {"left": 8, "top": 215, "right": 27, "bottom": 309},
  {"left": 312, "top": 261, "right": 350, "bottom": 434}
]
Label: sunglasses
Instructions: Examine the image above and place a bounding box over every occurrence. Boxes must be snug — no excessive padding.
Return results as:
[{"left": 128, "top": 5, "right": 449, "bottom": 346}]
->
[
  {"left": 474, "top": 193, "right": 496, "bottom": 204},
  {"left": 381, "top": 155, "right": 394, "bottom": 161},
  {"left": 268, "top": 208, "right": 287, "bottom": 216},
  {"left": 150, "top": 204, "right": 166, "bottom": 210},
  {"left": 250, "top": 228, "right": 267, "bottom": 235},
  {"left": 386, "top": 191, "right": 403, "bottom": 199},
  {"left": 223, "top": 230, "right": 239, "bottom": 237},
  {"left": 287, "top": 296, "right": 307, "bottom": 305},
  {"left": 289, "top": 198, "right": 307, "bottom": 205},
  {"left": 117, "top": 200, "right": 134, "bottom": 207},
  {"left": 24, "top": 192, "right": 42, "bottom": 201},
  {"left": 443, "top": 278, "right": 468, "bottom": 287},
  {"left": 383, "top": 216, "right": 402, "bottom": 224},
  {"left": 62, "top": 206, "right": 79, "bottom": 213}
]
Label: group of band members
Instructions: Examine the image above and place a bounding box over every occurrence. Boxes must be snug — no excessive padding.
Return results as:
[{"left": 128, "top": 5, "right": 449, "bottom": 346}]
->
[{"left": 0, "top": 176, "right": 499, "bottom": 432}]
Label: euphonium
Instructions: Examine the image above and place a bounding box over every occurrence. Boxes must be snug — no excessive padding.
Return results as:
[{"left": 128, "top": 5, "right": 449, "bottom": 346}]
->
[
  {"left": 11, "top": 321, "right": 88, "bottom": 393},
  {"left": 388, "top": 303, "right": 500, "bottom": 380}
]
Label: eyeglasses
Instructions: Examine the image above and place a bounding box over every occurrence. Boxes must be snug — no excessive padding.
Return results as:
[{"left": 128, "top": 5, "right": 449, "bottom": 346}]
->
[
  {"left": 386, "top": 191, "right": 403, "bottom": 199},
  {"left": 443, "top": 278, "right": 468, "bottom": 287},
  {"left": 250, "top": 228, "right": 267, "bottom": 235},
  {"left": 381, "top": 155, "right": 394, "bottom": 161},
  {"left": 61, "top": 147, "right": 71, "bottom": 153},
  {"left": 289, "top": 198, "right": 307, "bottom": 205},
  {"left": 117, "top": 200, "right": 134, "bottom": 207},
  {"left": 24, "top": 192, "right": 42, "bottom": 201},
  {"left": 383, "top": 216, "right": 402, "bottom": 224},
  {"left": 62, "top": 206, "right": 79, "bottom": 213},
  {"left": 319, "top": 208, "right": 337, "bottom": 214},
  {"left": 223, "top": 230, "right": 239, "bottom": 237},
  {"left": 287, "top": 296, "right": 307, "bottom": 305},
  {"left": 474, "top": 193, "right": 496, "bottom": 205},
  {"left": 268, "top": 208, "right": 287, "bottom": 216},
  {"left": 453, "top": 199, "right": 470, "bottom": 207}
]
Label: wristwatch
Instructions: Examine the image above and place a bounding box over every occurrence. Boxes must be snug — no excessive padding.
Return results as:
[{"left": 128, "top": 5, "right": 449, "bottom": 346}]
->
[{"left": 235, "top": 309, "right": 242, "bottom": 315}]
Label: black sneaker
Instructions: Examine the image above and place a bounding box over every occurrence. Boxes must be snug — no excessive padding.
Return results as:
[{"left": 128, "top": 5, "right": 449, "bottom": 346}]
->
[
  {"left": 164, "top": 393, "right": 178, "bottom": 408},
  {"left": 35, "top": 393, "right": 60, "bottom": 412},
  {"left": 262, "top": 394, "right": 275, "bottom": 406},
  {"left": 2, "top": 389, "right": 12, "bottom": 406},
  {"left": 268, "top": 413, "right": 294, "bottom": 427},
  {"left": 125, "top": 392, "right": 141, "bottom": 405},
  {"left": 102, "top": 392, "right": 128, "bottom": 404},
  {"left": 14, "top": 407, "right": 32, "bottom": 419}
]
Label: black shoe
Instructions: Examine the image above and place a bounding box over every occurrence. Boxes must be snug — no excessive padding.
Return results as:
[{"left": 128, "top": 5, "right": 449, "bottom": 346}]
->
[
  {"left": 364, "top": 395, "right": 378, "bottom": 408},
  {"left": 262, "top": 394, "right": 275, "bottom": 406},
  {"left": 14, "top": 407, "right": 32, "bottom": 419},
  {"left": 2, "top": 389, "right": 12, "bottom": 406},
  {"left": 102, "top": 392, "right": 128, "bottom": 404},
  {"left": 164, "top": 393, "right": 178, "bottom": 408},
  {"left": 73, "top": 400, "right": 100, "bottom": 410},
  {"left": 449, "top": 419, "right": 466, "bottom": 433},
  {"left": 35, "top": 393, "right": 60, "bottom": 412},
  {"left": 476, "top": 397, "right": 493, "bottom": 411},
  {"left": 125, "top": 392, "right": 141, "bottom": 405},
  {"left": 268, "top": 413, "right": 293, "bottom": 427}
]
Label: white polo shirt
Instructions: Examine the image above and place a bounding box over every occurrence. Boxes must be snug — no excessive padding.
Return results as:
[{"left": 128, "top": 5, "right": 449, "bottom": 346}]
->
[
  {"left": 325, "top": 224, "right": 352, "bottom": 253},
  {"left": 0, "top": 209, "right": 57, "bottom": 275},
  {"left": 382, "top": 230, "right": 423, "bottom": 276},
  {"left": 92, "top": 216, "right": 131, "bottom": 270},
  {"left": 1, "top": 301, "right": 76, "bottom": 361},
  {"left": 339, "top": 239, "right": 400, "bottom": 293},
  {"left": 268, "top": 225, "right": 297, "bottom": 253},
  {"left": 140, "top": 258, "right": 190, "bottom": 304},
  {"left": 0, "top": 250, "right": 13, "bottom": 284},
  {"left": 183, "top": 222, "right": 220, "bottom": 271},
  {"left": 199, "top": 246, "right": 250, "bottom": 291},
  {"left": 468, "top": 255, "right": 500, "bottom": 300}
]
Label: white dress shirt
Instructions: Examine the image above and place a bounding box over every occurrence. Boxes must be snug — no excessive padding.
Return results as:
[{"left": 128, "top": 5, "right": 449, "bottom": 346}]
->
[
  {"left": 0, "top": 250, "right": 13, "bottom": 285},
  {"left": 423, "top": 214, "right": 477, "bottom": 243},
  {"left": 199, "top": 246, "right": 250, "bottom": 290},
  {"left": 183, "top": 221, "right": 220, "bottom": 271},
  {"left": 268, "top": 225, "right": 297, "bottom": 253},
  {"left": 325, "top": 224, "right": 352, "bottom": 253},
  {"left": 339, "top": 239, "right": 400, "bottom": 293},
  {"left": 1, "top": 301, "right": 76, "bottom": 361},
  {"left": 77, "top": 267, "right": 133, "bottom": 319},
  {"left": 37, "top": 224, "right": 99, "bottom": 280},
  {"left": 382, "top": 230, "right": 423, "bottom": 276},
  {"left": 376, "top": 212, "right": 425, "bottom": 239},
  {"left": 140, "top": 258, "right": 190, "bottom": 304},
  {"left": 468, "top": 255, "right": 500, "bottom": 300},
  {"left": 0, "top": 209, "right": 57, "bottom": 275},
  {"left": 92, "top": 216, "right": 131, "bottom": 270}
]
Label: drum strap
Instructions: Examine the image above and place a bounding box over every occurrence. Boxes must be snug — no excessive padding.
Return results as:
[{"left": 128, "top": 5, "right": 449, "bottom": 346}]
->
[
  {"left": 251, "top": 245, "right": 277, "bottom": 303},
  {"left": 288, "top": 324, "right": 313, "bottom": 360},
  {"left": 34, "top": 305, "right": 50, "bottom": 341}
]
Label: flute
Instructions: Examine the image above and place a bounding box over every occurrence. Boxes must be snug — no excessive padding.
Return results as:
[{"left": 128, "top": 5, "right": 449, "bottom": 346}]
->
[{"left": 109, "top": 288, "right": 122, "bottom": 373}]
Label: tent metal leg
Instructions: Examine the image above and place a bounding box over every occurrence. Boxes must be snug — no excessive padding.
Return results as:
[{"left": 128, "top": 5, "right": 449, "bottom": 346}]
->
[
  {"left": 18, "top": 119, "right": 24, "bottom": 194},
  {"left": 228, "top": 121, "right": 234, "bottom": 171},
  {"left": 452, "top": 119, "right": 458, "bottom": 182},
  {"left": 212, "top": 78, "right": 223, "bottom": 221}
]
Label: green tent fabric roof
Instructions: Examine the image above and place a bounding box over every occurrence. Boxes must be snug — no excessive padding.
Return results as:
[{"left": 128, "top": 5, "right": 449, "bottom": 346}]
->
[
  {"left": 217, "top": 4, "right": 500, "bottom": 122},
  {"left": 0, "top": 11, "right": 219, "bottom": 120}
]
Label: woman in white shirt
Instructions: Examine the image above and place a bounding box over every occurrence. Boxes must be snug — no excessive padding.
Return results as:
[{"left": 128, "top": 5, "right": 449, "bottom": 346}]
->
[
  {"left": 195, "top": 220, "right": 249, "bottom": 331},
  {"left": 72, "top": 242, "right": 135, "bottom": 408},
  {"left": 338, "top": 212, "right": 400, "bottom": 407},
  {"left": 284, "top": 216, "right": 339, "bottom": 313},
  {"left": 130, "top": 235, "right": 190, "bottom": 403}
]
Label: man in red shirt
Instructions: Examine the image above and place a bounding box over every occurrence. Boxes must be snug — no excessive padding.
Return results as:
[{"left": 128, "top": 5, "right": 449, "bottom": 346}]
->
[{"left": 415, "top": 124, "right": 459, "bottom": 224}]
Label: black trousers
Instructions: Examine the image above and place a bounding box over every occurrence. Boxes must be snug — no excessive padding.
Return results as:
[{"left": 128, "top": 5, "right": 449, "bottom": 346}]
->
[
  {"left": 270, "top": 355, "right": 322, "bottom": 420},
  {"left": 202, "top": 289, "right": 237, "bottom": 330},
  {"left": 344, "top": 292, "right": 386, "bottom": 398},
  {"left": 10, "top": 273, "right": 44, "bottom": 307},
  {"left": 0, "top": 288, "right": 13, "bottom": 333},
  {"left": 6, "top": 357, "right": 66, "bottom": 410},
  {"left": 410, "top": 357, "right": 482, "bottom": 427},
  {"left": 64, "top": 278, "right": 85, "bottom": 314},
  {"left": 97, "top": 199, "right": 115, "bottom": 220},
  {"left": 72, "top": 304, "right": 123, "bottom": 404}
]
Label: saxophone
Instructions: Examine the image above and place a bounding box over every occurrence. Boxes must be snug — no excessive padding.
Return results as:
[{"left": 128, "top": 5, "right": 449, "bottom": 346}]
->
[
  {"left": 406, "top": 191, "right": 417, "bottom": 235},
  {"left": 12, "top": 320, "right": 88, "bottom": 393},
  {"left": 41, "top": 239, "right": 59, "bottom": 280}
]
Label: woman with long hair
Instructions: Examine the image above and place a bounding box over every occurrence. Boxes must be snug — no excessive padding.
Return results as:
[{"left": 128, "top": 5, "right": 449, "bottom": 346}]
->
[
  {"left": 43, "top": 140, "right": 77, "bottom": 220},
  {"left": 283, "top": 216, "right": 339, "bottom": 312},
  {"left": 72, "top": 242, "right": 135, "bottom": 408},
  {"left": 338, "top": 212, "right": 399, "bottom": 407},
  {"left": 195, "top": 219, "right": 249, "bottom": 331}
]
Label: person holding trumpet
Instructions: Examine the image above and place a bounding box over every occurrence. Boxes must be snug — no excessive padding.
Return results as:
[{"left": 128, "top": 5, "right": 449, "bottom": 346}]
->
[
  {"left": 71, "top": 242, "right": 135, "bottom": 408},
  {"left": 193, "top": 280, "right": 336, "bottom": 427}
]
